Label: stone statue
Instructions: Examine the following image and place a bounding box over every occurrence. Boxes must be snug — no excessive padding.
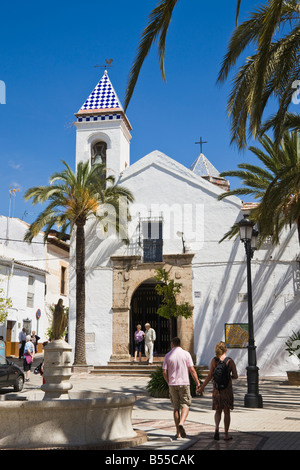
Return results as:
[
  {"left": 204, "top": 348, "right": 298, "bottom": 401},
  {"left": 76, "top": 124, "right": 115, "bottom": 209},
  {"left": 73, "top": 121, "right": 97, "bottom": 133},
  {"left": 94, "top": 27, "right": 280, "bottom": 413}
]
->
[{"left": 52, "top": 298, "right": 68, "bottom": 340}]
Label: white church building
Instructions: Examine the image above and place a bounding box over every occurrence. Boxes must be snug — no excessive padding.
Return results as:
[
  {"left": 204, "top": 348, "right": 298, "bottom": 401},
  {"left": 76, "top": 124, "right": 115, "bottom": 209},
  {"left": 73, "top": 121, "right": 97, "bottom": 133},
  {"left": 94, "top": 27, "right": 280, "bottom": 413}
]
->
[{"left": 68, "top": 70, "right": 300, "bottom": 377}]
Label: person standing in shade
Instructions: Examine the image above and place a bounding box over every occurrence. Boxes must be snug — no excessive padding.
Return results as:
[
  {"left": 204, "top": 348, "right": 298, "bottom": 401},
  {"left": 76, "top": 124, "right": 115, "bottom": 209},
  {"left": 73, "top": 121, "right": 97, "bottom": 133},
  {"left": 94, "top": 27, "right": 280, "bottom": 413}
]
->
[
  {"left": 23, "top": 335, "right": 35, "bottom": 382},
  {"left": 163, "top": 337, "right": 201, "bottom": 439},
  {"left": 198, "top": 341, "right": 238, "bottom": 441},
  {"left": 0, "top": 336, "right": 5, "bottom": 358},
  {"left": 19, "top": 328, "right": 26, "bottom": 359},
  {"left": 144, "top": 323, "right": 156, "bottom": 364},
  {"left": 133, "top": 324, "right": 145, "bottom": 362},
  {"left": 40, "top": 341, "right": 48, "bottom": 385},
  {"left": 31, "top": 331, "right": 40, "bottom": 353}
]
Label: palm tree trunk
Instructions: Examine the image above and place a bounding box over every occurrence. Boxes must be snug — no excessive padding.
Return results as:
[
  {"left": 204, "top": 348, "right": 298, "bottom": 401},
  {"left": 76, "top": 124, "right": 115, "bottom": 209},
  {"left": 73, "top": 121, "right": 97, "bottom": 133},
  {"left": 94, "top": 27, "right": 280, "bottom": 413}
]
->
[
  {"left": 297, "top": 217, "right": 300, "bottom": 246},
  {"left": 74, "top": 222, "right": 87, "bottom": 365}
]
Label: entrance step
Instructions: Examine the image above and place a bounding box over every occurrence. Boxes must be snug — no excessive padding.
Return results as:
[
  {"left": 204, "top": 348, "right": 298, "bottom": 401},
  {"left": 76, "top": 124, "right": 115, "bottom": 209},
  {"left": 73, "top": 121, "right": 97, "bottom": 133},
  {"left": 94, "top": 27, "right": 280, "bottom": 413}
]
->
[
  {"left": 90, "top": 358, "right": 209, "bottom": 378},
  {"left": 90, "top": 357, "right": 164, "bottom": 377},
  {"left": 91, "top": 364, "right": 159, "bottom": 377}
]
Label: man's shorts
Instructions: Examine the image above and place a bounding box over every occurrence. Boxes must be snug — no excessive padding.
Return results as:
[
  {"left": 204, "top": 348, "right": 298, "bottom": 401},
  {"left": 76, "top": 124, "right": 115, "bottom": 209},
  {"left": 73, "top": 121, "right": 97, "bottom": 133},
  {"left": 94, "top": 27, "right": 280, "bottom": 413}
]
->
[{"left": 169, "top": 385, "right": 192, "bottom": 410}]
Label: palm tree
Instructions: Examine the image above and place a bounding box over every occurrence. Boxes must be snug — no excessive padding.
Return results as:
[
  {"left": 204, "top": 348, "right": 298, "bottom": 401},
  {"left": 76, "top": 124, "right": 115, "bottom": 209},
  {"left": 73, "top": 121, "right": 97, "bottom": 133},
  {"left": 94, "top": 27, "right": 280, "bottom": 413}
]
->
[
  {"left": 124, "top": 0, "right": 243, "bottom": 111},
  {"left": 24, "top": 161, "right": 134, "bottom": 365},
  {"left": 218, "top": 131, "right": 300, "bottom": 245},
  {"left": 217, "top": 0, "right": 300, "bottom": 149}
]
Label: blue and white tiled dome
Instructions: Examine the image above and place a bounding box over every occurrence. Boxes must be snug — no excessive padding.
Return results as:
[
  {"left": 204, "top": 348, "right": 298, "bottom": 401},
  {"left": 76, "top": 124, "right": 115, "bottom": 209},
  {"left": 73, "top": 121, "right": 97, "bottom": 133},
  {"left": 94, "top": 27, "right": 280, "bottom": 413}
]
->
[{"left": 80, "top": 70, "right": 122, "bottom": 111}]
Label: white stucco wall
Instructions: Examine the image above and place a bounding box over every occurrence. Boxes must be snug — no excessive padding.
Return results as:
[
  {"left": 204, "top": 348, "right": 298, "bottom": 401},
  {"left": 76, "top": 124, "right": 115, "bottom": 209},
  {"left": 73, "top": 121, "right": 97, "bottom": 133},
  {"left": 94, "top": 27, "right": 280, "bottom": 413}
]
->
[
  {"left": 45, "top": 242, "right": 69, "bottom": 310},
  {"left": 192, "top": 234, "right": 300, "bottom": 377},
  {"left": 0, "top": 217, "right": 68, "bottom": 349},
  {"left": 74, "top": 118, "right": 131, "bottom": 179},
  {"left": 7, "top": 268, "right": 47, "bottom": 341},
  {"left": 118, "top": 152, "right": 300, "bottom": 376},
  {"left": 0, "top": 216, "right": 46, "bottom": 269},
  {"left": 69, "top": 150, "right": 300, "bottom": 375},
  {"left": 68, "top": 221, "right": 117, "bottom": 365}
]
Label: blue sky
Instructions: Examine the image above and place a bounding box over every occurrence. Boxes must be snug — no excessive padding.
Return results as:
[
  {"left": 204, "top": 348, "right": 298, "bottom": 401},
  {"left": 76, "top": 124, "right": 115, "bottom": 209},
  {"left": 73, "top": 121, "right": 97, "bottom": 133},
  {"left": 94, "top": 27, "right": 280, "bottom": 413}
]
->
[{"left": 0, "top": 0, "right": 278, "bottom": 224}]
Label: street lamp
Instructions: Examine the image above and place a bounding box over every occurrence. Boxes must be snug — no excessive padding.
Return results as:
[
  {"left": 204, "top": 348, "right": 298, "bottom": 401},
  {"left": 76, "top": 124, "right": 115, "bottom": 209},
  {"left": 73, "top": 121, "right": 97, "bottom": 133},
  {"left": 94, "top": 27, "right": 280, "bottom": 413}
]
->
[
  {"left": 177, "top": 231, "right": 186, "bottom": 253},
  {"left": 238, "top": 214, "right": 263, "bottom": 408}
]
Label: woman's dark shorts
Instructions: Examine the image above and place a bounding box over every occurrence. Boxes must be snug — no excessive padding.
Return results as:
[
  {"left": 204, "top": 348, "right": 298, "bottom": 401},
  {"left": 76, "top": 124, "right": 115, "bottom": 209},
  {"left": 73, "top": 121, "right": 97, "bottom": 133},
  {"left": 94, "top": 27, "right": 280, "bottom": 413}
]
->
[{"left": 134, "top": 341, "right": 143, "bottom": 352}]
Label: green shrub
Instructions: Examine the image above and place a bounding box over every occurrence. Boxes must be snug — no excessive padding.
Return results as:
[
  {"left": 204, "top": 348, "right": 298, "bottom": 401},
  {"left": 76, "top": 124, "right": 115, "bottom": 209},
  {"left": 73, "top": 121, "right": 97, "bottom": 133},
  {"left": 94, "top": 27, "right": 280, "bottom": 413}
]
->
[{"left": 146, "top": 366, "right": 202, "bottom": 398}]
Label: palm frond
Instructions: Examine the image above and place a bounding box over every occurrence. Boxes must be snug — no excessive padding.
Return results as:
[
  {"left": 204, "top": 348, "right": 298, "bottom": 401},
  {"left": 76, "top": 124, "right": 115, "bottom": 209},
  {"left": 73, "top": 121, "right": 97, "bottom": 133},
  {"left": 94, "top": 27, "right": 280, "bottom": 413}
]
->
[
  {"left": 124, "top": 0, "right": 179, "bottom": 111},
  {"left": 218, "top": 222, "right": 241, "bottom": 243},
  {"left": 218, "top": 4, "right": 268, "bottom": 84},
  {"left": 219, "top": 130, "right": 300, "bottom": 244},
  {"left": 236, "top": 0, "right": 242, "bottom": 26},
  {"left": 24, "top": 160, "right": 135, "bottom": 243},
  {"left": 219, "top": 0, "right": 300, "bottom": 148}
]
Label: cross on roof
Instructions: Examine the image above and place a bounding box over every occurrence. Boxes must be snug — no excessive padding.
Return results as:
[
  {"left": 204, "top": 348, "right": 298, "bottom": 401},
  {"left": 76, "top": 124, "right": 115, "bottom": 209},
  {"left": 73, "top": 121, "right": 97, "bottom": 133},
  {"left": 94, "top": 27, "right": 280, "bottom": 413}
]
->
[{"left": 195, "top": 137, "right": 207, "bottom": 154}]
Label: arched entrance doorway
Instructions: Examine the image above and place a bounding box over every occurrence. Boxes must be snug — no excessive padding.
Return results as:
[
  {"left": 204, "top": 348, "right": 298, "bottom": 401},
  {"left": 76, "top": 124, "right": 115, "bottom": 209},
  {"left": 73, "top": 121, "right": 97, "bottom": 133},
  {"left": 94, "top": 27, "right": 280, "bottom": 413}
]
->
[{"left": 130, "top": 281, "right": 177, "bottom": 356}]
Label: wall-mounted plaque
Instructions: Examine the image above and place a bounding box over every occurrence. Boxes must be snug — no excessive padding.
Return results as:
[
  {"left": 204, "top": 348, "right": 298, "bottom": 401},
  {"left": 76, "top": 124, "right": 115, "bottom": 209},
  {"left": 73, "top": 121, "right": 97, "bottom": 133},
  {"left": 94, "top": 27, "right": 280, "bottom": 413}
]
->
[{"left": 225, "top": 323, "right": 249, "bottom": 348}]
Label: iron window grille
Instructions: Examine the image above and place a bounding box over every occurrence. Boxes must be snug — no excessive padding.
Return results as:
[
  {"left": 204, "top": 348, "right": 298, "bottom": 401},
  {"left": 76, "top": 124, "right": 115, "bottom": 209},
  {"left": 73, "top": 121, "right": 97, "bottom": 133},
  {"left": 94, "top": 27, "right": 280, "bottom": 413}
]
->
[{"left": 139, "top": 215, "right": 163, "bottom": 263}]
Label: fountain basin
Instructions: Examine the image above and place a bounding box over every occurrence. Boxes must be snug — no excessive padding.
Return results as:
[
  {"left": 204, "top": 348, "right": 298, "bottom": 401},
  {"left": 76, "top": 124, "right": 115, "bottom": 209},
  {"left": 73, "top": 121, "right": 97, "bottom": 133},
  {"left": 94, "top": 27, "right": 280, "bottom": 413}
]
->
[{"left": 0, "top": 391, "right": 138, "bottom": 449}]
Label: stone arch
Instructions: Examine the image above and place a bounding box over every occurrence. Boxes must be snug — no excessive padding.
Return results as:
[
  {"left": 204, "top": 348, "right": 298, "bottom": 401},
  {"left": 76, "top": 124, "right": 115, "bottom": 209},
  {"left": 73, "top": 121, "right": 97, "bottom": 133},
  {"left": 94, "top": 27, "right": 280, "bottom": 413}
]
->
[
  {"left": 110, "top": 254, "right": 195, "bottom": 362},
  {"left": 87, "top": 132, "right": 112, "bottom": 150},
  {"left": 130, "top": 278, "right": 177, "bottom": 356},
  {"left": 127, "top": 274, "right": 160, "bottom": 308}
]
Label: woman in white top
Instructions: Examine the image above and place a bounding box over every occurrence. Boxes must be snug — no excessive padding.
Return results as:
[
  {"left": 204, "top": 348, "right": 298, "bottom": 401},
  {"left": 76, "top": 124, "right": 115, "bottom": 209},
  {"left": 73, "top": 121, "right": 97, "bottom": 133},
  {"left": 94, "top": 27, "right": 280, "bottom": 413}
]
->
[{"left": 23, "top": 335, "right": 35, "bottom": 382}]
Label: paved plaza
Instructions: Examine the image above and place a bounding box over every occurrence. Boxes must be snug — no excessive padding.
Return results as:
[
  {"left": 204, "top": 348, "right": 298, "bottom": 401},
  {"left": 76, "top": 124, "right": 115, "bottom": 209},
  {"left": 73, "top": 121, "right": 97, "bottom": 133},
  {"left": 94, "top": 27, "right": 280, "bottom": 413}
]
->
[{"left": 1, "top": 356, "right": 300, "bottom": 452}]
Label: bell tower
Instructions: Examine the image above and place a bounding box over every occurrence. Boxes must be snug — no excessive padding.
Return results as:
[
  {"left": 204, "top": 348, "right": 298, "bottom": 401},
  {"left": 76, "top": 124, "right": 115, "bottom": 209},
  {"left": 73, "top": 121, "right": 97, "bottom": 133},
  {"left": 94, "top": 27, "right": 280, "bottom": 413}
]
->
[{"left": 74, "top": 70, "right": 132, "bottom": 179}]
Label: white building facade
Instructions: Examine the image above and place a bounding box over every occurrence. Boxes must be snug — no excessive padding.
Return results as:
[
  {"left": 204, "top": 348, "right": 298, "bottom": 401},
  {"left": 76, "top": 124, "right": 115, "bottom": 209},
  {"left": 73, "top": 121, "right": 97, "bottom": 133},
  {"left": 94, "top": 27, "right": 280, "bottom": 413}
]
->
[
  {"left": 0, "top": 217, "right": 69, "bottom": 355},
  {"left": 45, "top": 230, "right": 69, "bottom": 318},
  {"left": 69, "top": 72, "right": 300, "bottom": 376},
  {"left": 0, "top": 217, "right": 48, "bottom": 355}
]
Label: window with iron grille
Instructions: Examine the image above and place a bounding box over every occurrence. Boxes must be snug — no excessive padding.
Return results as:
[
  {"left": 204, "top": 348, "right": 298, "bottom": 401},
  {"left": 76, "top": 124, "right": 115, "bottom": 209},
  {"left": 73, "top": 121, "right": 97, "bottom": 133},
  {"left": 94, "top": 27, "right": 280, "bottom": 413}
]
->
[{"left": 142, "top": 218, "right": 163, "bottom": 262}]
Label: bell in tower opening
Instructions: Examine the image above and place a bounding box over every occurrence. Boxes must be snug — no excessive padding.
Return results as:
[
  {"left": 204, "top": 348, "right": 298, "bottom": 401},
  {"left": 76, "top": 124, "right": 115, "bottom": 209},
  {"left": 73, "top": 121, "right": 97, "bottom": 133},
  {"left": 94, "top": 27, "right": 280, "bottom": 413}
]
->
[{"left": 91, "top": 141, "right": 107, "bottom": 168}]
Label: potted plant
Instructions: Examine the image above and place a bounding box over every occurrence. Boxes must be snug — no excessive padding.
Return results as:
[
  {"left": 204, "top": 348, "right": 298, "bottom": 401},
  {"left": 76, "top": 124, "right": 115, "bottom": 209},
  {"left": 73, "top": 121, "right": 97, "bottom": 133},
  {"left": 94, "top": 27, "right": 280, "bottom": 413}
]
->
[
  {"left": 146, "top": 366, "right": 202, "bottom": 398},
  {"left": 154, "top": 268, "right": 192, "bottom": 339},
  {"left": 285, "top": 330, "right": 300, "bottom": 385}
]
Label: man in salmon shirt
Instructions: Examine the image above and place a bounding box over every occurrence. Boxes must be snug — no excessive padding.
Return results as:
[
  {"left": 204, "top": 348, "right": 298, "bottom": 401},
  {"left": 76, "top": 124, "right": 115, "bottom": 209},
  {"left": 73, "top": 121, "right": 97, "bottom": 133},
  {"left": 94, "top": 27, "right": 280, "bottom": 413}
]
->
[{"left": 163, "top": 337, "right": 200, "bottom": 439}]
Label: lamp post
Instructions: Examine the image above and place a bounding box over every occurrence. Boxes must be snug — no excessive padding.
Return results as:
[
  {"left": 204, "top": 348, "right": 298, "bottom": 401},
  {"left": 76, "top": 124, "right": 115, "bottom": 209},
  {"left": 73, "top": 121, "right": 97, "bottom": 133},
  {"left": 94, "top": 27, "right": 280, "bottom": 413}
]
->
[
  {"left": 238, "top": 214, "right": 263, "bottom": 408},
  {"left": 177, "top": 231, "right": 186, "bottom": 253}
]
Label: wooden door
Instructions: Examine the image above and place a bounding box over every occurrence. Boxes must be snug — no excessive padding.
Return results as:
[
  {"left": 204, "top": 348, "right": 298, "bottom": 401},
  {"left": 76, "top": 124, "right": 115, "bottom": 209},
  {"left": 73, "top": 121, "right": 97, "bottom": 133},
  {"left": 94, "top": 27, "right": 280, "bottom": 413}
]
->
[{"left": 5, "top": 321, "right": 13, "bottom": 356}]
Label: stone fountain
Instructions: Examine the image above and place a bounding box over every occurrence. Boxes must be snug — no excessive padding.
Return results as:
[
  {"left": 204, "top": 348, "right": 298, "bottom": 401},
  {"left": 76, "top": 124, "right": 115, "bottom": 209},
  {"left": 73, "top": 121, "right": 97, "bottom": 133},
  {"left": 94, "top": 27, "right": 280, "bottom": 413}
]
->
[{"left": 0, "top": 301, "right": 144, "bottom": 449}]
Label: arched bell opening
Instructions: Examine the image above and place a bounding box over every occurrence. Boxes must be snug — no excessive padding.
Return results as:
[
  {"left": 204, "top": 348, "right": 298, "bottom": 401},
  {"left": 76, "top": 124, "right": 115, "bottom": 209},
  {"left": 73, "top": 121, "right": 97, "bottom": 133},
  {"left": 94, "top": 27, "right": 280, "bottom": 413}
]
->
[{"left": 91, "top": 141, "right": 107, "bottom": 170}]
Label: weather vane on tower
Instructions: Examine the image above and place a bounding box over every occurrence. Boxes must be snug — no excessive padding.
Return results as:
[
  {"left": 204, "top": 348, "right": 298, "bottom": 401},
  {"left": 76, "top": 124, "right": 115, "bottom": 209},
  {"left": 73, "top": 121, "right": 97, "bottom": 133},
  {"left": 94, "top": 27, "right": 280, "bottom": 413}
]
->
[{"left": 94, "top": 58, "right": 113, "bottom": 72}]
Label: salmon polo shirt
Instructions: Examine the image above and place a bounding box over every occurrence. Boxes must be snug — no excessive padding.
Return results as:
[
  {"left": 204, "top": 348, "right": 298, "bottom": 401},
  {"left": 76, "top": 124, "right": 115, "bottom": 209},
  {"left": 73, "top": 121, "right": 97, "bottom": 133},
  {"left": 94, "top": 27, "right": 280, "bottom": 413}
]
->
[{"left": 163, "top": 347, "right": 194, "bottom": 386}]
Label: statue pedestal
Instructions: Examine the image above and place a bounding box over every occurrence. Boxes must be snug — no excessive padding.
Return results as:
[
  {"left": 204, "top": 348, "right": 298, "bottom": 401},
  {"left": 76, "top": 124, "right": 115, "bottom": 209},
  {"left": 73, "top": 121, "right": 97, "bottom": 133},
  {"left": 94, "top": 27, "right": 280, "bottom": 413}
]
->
[{"left": 41, "top": 340, "right": 73, "bottom": 400}]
